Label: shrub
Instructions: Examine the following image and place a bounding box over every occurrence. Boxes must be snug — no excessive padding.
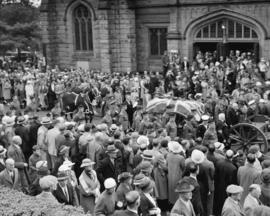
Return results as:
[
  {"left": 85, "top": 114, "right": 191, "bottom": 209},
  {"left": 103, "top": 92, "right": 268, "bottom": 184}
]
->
[{"left": 0, "top": 186, "right": 91, "bottom": 216}]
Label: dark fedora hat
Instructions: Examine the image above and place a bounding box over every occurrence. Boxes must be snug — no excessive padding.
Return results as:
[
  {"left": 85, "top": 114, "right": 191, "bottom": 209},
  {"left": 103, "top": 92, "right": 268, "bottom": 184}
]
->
[
  {"left": 175, "top": 179, "right": 194, "bottom": 193},
  {"left": 106, "top": 145, "right": 118, "bottom": 154}
]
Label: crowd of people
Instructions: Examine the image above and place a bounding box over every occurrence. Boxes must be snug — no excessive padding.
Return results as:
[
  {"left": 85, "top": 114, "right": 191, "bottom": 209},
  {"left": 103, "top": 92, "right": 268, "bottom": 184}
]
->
[{"left": 0, "top": 49, "right": 270, "bottom": 216}]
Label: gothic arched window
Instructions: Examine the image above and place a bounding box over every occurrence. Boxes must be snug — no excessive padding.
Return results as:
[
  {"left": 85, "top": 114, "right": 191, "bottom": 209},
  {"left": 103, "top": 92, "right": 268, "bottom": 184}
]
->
[{"left": 73, "top": 5, "right": 93, "bottom": 51}]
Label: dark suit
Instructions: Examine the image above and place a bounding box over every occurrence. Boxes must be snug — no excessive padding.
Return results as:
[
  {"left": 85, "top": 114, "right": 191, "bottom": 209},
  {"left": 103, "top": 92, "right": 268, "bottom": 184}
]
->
[
  {"left": 114, "top": 209, "right": 138, "bottom": 216},
  {"left": 139, "top": 192, "right": 156, "bottom": 216},
  {"left": 14, "top": 125, "right": 30, "bottom": 160},
  {"left": 196, "top": 124, "right": 207, "bottom": 139},
  {"left": 226, "top": 107, "right": 239, "bottom": 126},
  {"left": 96, "top": 156, "right": 123, "bottom": 191},
  {"left": 53, "top": 183, "right": 77, "bottom": 206},
  {"left": 0, "top": 168, "right": 22, "bottom": 191},
  {"left": 213, "top": 158, "right": 237, "bottom": 216},
  {"left": 0, "top": 162, "right": 5, "bottom": 172}
]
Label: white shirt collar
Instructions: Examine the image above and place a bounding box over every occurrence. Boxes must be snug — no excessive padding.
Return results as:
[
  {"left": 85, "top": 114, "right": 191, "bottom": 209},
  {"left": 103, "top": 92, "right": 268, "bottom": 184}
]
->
[{"left": 127, "top": 207, "right": 138, "bottom": 214}]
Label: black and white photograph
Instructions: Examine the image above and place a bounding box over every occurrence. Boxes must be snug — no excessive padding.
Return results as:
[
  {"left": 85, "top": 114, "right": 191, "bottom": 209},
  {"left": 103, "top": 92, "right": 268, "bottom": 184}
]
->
[{"left": 0, "top": 0, "right": 270, "bottom": 215}]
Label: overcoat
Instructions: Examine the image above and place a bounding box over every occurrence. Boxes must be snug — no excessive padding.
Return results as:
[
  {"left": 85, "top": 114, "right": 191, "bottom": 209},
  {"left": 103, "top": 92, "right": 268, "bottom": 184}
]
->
[
  {"left": 213, "top": 158, "right": 237, "bottom": 216},
  {"left": 221, "top": 197, "right": 245, "bottom": 216},
  {"left": 167, "top": 152, "right": 185, "bottom": 204},
  {"left": 0, "top": 168, "right": 22, "bottom": 190}
]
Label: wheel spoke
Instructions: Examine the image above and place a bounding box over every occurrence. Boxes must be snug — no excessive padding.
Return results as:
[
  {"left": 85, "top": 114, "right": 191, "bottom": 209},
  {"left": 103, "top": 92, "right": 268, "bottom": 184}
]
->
[
  {"left": 245, "top": 134, "right": 259, "bottom": 145},
  {"left": 230, "top": 135, "right": 244, "bottom": 143},
  {"left": 232, "top": 128, "right": 241, "bottom": 138}
]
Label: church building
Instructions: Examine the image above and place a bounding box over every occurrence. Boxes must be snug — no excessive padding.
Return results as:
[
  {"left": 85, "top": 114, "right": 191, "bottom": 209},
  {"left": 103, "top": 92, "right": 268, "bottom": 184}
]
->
[{"left": 40, "top": 0, "right": 270, "bottom": 73}]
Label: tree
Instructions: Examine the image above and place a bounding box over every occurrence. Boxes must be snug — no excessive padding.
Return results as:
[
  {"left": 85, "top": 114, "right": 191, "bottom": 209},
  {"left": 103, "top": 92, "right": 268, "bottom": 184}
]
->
[{"left": 0, "top": 2, "right": 41, "bottom": 58}]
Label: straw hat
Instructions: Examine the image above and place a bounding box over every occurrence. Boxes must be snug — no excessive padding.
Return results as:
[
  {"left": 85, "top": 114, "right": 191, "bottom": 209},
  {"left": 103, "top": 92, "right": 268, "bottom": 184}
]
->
[
  {"left": 80, "top": 158, "right": 95, "bottom": 168},
  {"left": 168, "top": 141, "right": 184, "bottom": 154}
]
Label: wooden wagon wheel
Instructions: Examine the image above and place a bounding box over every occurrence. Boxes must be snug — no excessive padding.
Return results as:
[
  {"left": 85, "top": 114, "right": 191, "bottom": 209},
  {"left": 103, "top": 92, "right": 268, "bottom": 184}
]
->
[{"left": 229, "top": 123, "right": 268, "bottom": 153}]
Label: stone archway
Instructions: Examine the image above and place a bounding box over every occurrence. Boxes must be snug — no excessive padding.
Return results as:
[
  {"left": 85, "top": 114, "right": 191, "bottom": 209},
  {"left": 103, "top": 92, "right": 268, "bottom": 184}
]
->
[{"left": 184, "top": 9, "right": 267, "bottom": 59}]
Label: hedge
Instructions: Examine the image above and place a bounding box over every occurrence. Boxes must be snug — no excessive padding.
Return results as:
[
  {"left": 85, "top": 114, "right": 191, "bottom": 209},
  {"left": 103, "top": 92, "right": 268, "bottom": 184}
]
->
[{"left": 0, "top": 186, "right": 91, "bottom": 216}]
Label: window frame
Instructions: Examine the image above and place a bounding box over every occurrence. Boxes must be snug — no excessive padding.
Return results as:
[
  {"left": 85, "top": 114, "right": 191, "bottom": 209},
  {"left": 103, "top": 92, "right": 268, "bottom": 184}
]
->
[
  {"left": 148, "top": 27, "right": 168, "bottom": 58},
  {"left": 73, "top": 4, "right": 94, "bottom": 53}
]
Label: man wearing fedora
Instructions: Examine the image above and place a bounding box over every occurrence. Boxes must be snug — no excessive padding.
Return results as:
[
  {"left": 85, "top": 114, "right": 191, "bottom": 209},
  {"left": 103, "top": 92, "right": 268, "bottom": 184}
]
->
[
  {"left": 222, "top": 184, "right": 245, "bottom": 216},
  {"left": 53, "top": 172, "right": 78, "bottom": 206},
  {"left": 243, "top": 184, "right": 262, "bottom": 216},
  {"left": 96, "top": 145, "right": 123, "bottom": 191},
  {"left": 114, "top": 191, "right": 141, "bottom": 216},
  {"left": 171, "top": 179, "right": 196, "bottom": 216},
  {"left": 14, "top": 116, "right": 30, "bottom": 161}
]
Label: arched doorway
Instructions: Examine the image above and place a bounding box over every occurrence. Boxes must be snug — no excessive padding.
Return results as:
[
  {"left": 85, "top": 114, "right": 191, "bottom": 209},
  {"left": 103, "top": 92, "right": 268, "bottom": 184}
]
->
[
  {"left": 184, "top": 10, "right": 267, "bottom": 61},
  {"left": 193, "top": 18, "right": 259, "bottom": 59}
]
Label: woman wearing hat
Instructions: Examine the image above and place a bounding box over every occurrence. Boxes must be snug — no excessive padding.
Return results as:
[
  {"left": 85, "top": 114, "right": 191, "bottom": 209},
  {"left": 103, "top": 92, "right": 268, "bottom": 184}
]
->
[
  {"left": 79, "top": 158, "right": 100, "bottom": 214},
  {"left": 171, "top": 179, "right": 196, "bottom": 216}
]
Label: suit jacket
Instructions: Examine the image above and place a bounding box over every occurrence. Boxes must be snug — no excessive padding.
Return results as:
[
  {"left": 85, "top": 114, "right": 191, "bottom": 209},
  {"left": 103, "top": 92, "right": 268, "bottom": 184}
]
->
[
  {"left": 7, "top": 144, "right": 26, "bottom": 169},
  {"left": 222, "top": 197, "right": 245, "bottom": 216},
  {"left": 139, "top": 192, "right": 156, "bottom": 216},
  {"left": 243, "top": 194, "right": 260, "bottom": 216},
  {"left": 196, "top": 124, "right": 207, "bottom": 139},
  {"left": 0, "top": 168, "right": 22, "bottom": 191},
  {"left": 53, "top": 183, "right": 77, "bottom": 206},
  {"left": 0, "top": 162, "right": 5, "bottom": 172},
  {"left": 94, "top": 190, "right": 116, "bottom": 216},
  {"left": 96, "top": 156, "right": 123, "bottom": 189},
  {"left": 114, "top": 209, "right": 138, "bottom": 216},
  {"left": 171, "top": 197, "right": 196, "bottom": 216},
  {"left": 14, "top": 125, "right": 30, "bottom": 156}
]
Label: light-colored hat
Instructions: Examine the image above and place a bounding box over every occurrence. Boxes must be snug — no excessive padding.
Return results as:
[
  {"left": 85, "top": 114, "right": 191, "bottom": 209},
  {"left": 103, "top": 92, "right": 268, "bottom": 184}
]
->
[
  {"left": 39, "top": 175, "right": 58, "bottom": 190},
  {"left": 214, "top": 142, "right": 225, "bottom": 151},
  {"left": 104, "top": 178, "right": 116, "bottom": 189},
  {"left": 36, "top": 160, "right": 48, "bottom": 169},
  {"left": 80, "top": 158, "right": 95, "bottom": 168},
  {"left": 5, "top": 117, "right": 15, "bottom": 127},
  {"left": 191, "top": 149, "right": 205, "bottom": 164},
  {"left": 248, "top": 100, "right": 256, "bottom": 106},
  {"left": 141, "top": 150, "right": 154, "bottom": 160},
  {"left": 168, "top": 141, "right": 184, "bottom": 154},
  {"left": 63, "top": 160, "right": 75, "bottom": 167},
  {"left": 12, "top": 136, "right": 22, "bottom": 145},
  {"left": 201, "top": 115, "right": 210, "bottom": 121},
  {"left": 0, "top": 145, "right": 7, "bottom": 156},
  {"left": 58, "top": 164, "right": 70, "bottom": 172},
  {"left": 137, "top": 136, "right": 149, "bottom": 149},
  {"left": 40, "top": 117, "right": 52, "bottom": 125},
  {"left": 226, "top": 184, "right": 243, "bottom": 194},
  {"left": 77, "top": 124, "right": 85, "bottom": 132},
  {"left": 57, "top": 172, "right": 69, "bottom": 181}
]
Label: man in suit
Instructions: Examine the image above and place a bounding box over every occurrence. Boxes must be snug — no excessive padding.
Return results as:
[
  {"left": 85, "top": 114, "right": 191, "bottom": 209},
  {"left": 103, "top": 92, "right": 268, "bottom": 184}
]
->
[
  {"left": 53, "top": 172, "right": 78, "bottom": 206},
  {"left": 114, "top": 191, "right": 141, "bottom": 216},
  {"left": 7, "top": 135, "right": 29, "bottom": 190},
  {"left": 0, "top": 158, "right": 22, "bottom": 191},
  {"left": 171, "top": 179, "right": 196, "bottom": 216},
  {"left": 196, "top": 115, "right": 209, "bottom": 140},
  {"left": 96, "top": 145, "right": 123, "bottom": 191},
  {"left": 222, "top": 185, "right": 245, "bottom": 216},
  {"left": 213, "top": 150, "right": 238, "bottom": 216},
  {"left": 243, "top": 184, "right": 261, "bottom": 216},
  {"left": 237, "top": 153, "right": 261, "bottom": 205},
  {"left": 14, "top": 116, "right": 30, "bottom": 161}
]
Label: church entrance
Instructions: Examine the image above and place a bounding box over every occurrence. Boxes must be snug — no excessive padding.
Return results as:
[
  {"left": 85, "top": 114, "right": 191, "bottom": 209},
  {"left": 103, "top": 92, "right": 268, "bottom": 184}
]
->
[
  {"left": 193, "top": 42, "right": 259, "bottom": 60},
  {"left": 192, "top": 18, "right": 260, "bottom": 60}
]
